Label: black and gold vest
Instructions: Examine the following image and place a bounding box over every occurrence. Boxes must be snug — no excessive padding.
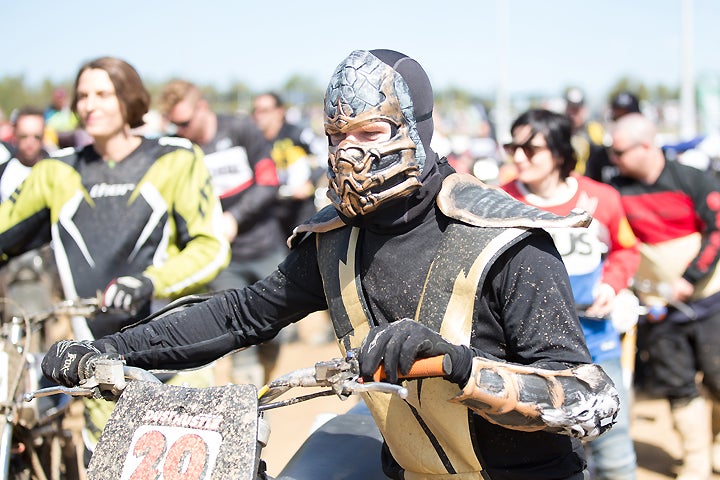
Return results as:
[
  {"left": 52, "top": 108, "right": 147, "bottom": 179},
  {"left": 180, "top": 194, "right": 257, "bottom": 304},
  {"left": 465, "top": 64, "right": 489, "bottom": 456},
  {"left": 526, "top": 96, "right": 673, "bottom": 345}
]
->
[{"left": 298, "top": 173, "right": 591, "bottom": 478}]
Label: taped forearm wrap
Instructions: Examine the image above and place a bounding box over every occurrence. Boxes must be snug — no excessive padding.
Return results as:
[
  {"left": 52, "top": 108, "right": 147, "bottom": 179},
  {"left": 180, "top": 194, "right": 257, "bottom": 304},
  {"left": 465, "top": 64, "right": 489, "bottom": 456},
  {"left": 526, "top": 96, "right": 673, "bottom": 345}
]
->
[{"left": 449, "top": 357, "right": 619, "bottom": 440}]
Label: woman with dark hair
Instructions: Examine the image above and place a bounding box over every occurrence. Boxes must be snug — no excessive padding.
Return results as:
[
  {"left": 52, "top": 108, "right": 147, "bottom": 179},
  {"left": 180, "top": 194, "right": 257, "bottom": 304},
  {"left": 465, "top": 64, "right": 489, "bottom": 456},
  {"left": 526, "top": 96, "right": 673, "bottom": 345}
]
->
[
  {"left": 0, "top": 56, "right": 229, "bottom": 339},
  {"left": 502, "top": 108, "right": 640, "bottom": 480}
]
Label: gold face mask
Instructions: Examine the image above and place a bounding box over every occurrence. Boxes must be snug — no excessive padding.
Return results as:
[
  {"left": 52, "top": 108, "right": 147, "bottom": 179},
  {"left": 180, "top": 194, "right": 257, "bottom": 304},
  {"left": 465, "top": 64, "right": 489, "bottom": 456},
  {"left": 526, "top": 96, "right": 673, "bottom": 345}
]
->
[{"left": 324, "top": 51, "right": 425, "bottom": 218}]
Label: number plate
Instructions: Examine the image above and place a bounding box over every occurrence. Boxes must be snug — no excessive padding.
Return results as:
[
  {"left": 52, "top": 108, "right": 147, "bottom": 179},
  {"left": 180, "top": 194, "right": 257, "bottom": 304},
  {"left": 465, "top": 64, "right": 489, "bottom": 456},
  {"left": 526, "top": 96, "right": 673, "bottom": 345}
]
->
[{"left": 87, "top": 381, "right": 259, "bottom": 479}]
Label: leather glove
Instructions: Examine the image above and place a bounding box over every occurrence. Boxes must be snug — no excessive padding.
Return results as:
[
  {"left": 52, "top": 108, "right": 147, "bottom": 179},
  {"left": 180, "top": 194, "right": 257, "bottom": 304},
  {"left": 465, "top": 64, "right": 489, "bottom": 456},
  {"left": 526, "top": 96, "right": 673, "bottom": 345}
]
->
[
  {"left": 42, "top": 340, "right": 121, "bottom": 387},
  {"left": 358, "top": 318, "right": 475, "bottom": 386},
  {"left": 103, "top": 274, "right": 154, "bottom": 314}
]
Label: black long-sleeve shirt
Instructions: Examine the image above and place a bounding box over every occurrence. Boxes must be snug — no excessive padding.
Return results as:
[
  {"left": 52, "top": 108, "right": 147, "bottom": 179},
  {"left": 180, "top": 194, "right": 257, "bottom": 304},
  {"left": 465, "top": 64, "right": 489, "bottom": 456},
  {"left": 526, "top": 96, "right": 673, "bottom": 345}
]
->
[{"left": 104, "top": 204, "right": 590, "bottom": 480}]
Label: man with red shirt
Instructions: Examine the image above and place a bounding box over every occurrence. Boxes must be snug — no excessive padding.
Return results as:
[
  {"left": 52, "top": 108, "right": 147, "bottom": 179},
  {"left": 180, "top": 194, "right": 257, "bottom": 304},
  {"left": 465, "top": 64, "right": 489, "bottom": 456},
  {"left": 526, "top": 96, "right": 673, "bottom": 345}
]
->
[
  {"left": 610, "top": 113, "right": 720, "bottom": 480},
  {"left": 502, "top": 108, "right": 639, "bottom": 480}
]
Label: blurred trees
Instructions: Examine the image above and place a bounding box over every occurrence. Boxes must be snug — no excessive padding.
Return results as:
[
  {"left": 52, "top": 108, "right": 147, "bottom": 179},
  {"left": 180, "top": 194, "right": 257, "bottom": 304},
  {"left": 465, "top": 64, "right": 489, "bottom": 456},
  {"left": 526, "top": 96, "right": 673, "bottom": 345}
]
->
[
  {"left": 0, "top": 72, "right": 685, "bottom": 124},
  {"left": 605, "top": 75, "right": 680, "bottom": 104},
  {"left": 0, "top": 76, "right": 65, "bottom": 119}
]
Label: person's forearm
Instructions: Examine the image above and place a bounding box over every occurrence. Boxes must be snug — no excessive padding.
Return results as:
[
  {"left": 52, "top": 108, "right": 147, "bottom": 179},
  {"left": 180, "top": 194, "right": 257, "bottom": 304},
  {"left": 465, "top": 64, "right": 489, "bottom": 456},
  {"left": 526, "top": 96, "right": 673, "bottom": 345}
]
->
[
  {"left": 97, "top": 265, "right": 325, "bottom": 370},
  {"left": 451, "top": 357, "right": 619, "bottom": 440},
  {"left": 98, "top": 293, "right": 240, "bottom": 370}
]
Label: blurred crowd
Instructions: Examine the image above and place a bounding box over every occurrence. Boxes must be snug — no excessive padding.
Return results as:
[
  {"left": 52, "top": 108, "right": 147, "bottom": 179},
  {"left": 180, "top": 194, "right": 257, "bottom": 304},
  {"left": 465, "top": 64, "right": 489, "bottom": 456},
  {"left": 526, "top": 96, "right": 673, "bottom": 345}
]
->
[
  {"left": 426, "top": 88, "right": 720, "bottom": 187},
  {"left": 3, "top": 67, "right": 720, "bottom": 480},
  {"left": 3, "top": 85, "right": 719, "bottom": 193}
]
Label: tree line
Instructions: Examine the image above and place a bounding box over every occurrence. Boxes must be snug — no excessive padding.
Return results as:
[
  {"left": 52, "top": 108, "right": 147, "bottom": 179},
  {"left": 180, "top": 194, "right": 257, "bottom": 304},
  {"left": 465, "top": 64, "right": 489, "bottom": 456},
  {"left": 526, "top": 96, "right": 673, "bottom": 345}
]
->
[{"left": 0, "top": 72, "right": 679, "bottom": 121}]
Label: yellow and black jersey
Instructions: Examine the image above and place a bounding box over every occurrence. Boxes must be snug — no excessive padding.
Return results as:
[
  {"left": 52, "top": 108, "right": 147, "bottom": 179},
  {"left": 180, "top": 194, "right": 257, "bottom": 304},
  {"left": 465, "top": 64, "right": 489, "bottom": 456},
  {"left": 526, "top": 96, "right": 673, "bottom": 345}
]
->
[{"left": 0, "top": 136, "right": 229, "bottom": 313}]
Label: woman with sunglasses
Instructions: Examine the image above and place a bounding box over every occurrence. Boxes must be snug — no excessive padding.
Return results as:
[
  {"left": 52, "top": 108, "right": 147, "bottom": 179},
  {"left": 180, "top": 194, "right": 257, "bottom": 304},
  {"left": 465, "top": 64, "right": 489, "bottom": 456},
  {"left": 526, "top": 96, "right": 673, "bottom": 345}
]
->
[{"left": 501, "top": 108, "right": 640, "bottom": 480}]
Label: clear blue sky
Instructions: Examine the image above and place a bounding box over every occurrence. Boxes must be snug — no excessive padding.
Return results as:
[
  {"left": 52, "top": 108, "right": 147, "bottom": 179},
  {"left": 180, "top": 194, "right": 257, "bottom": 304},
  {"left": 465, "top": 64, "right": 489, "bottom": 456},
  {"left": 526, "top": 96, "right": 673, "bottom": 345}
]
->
[{"left": 4, "top": 0, "right": 719, "bottom": 104}]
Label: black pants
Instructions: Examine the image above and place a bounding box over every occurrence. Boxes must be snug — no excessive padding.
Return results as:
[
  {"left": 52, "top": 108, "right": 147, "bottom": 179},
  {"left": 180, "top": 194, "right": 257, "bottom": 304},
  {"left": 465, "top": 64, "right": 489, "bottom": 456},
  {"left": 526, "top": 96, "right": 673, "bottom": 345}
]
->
[{"left": 636, "top": 307, "right": 720, "bottom": 401}]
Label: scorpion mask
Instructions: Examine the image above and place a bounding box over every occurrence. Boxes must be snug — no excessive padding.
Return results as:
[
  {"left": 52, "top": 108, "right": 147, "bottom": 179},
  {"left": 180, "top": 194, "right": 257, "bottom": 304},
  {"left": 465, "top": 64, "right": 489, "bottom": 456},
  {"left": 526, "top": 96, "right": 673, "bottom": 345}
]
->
[{"left": 324, "top": 49, "right": 436, "bottom": 218}]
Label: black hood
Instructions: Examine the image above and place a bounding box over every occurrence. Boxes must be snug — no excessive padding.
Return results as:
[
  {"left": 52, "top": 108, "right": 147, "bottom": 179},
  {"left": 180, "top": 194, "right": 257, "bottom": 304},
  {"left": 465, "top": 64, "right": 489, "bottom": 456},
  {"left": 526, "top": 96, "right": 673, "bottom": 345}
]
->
[{"left": 337, "top": 49, "right": 447, "bottom": 232}]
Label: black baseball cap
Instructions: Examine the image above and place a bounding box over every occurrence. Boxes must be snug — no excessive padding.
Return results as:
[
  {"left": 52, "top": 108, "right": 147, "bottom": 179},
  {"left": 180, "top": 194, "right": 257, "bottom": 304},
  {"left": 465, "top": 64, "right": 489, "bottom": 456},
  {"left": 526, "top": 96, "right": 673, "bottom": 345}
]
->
[
  {"left": 565, "top": 87, "right": 585, "bottom": 106},
  {"left": 610, "top": 91, "right": 640, "bottom": 114}
]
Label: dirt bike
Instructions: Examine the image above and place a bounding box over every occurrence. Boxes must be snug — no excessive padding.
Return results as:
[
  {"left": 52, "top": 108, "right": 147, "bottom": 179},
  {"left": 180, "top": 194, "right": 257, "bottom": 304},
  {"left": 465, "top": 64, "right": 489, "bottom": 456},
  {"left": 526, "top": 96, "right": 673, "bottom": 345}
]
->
[
  {"left": 1, "top": 295, "right": 106, "bottom": 480},
  {"left": 25, "top": 346, "right": 450, "bottom": 479}
]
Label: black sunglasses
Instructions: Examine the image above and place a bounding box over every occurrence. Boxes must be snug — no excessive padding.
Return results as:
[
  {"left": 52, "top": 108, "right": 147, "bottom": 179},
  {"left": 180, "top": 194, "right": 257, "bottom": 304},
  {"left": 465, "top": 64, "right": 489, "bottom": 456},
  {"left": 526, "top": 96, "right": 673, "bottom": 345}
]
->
[
  {"left": 172, "top": 118, "right": 193, "bottom": 129},
  {"left": 170, "top": 105, "right": 197, "bottom": 129},
  {"left": 503, "top": 142, "right": 549, "bottom": 158},
  {"left": 607, "top": 143, "right": 640, "bottom": 158}
]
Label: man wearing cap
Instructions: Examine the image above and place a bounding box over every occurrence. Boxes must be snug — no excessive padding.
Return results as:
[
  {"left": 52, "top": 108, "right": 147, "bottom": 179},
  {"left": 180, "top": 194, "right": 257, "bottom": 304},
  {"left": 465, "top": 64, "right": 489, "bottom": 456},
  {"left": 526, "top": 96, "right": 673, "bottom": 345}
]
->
[
  {"left": 564, "top": 87, "right": 605, "bottom": 175},
  {"left": 610, "top": 91, "right": 642, "bottom": 121},
  {"left": 585, "top": 91, "right": 642, "bottom": 184}
]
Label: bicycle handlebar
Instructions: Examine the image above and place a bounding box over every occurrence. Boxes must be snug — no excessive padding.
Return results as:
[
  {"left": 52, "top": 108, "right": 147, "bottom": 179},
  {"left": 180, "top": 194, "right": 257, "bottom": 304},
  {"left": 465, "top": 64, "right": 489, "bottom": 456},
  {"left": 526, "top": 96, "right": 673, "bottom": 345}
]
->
[
  {"left": 25, "top": 295, "right": 106, "bottom": 323},
  {"left": 257, "top": 352, "right": 450, "bottom": 409}
]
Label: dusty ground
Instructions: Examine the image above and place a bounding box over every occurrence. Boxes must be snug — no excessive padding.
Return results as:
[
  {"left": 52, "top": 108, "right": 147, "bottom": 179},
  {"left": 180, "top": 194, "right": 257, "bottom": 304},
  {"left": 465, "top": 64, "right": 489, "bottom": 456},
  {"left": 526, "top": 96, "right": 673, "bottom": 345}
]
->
[
  {"left": 631, "top": 394, "right": 720, "bottom": 480},
  {"left": 260, "top": 326, "right": 720, "bottom": 479},
  {"left": 260, "top": 328, "right": 360, "bottom": 478}
]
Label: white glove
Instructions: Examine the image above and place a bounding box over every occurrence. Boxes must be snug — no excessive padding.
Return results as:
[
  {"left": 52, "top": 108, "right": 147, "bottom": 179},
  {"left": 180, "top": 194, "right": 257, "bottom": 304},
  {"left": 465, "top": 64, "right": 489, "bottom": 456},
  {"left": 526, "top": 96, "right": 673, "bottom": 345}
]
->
[
  {"left": 103, "top": 275, "right": 154, "bottom": 314},
  {"left": 609, "top": 289, "right": 641, "bottom": 333}
]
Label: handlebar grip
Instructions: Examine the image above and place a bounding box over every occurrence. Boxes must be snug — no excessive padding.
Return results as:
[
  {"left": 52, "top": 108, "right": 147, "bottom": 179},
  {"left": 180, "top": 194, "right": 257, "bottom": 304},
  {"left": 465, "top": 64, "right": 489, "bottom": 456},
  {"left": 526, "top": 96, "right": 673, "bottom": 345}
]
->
[{"left": 373, "top": 354, "right": 452, "bottom": 382}]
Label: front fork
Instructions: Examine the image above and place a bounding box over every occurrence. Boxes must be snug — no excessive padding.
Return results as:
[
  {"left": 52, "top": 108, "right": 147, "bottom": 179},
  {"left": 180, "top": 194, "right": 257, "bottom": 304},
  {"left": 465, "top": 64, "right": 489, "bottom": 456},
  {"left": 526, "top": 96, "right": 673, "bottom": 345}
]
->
[
  {"left": 1, "top": 316, "right": 28, "bottom": 478},
  {"left": 1, "top": 349, "right": 16, "bottom": 479}
]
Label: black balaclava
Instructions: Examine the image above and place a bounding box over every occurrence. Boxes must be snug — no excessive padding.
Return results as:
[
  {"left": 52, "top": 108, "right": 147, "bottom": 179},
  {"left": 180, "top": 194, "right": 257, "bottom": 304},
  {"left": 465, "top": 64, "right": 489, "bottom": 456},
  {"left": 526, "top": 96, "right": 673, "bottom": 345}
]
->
[{"left": 324, "top": 49, "right": 447, "bottom": 232}]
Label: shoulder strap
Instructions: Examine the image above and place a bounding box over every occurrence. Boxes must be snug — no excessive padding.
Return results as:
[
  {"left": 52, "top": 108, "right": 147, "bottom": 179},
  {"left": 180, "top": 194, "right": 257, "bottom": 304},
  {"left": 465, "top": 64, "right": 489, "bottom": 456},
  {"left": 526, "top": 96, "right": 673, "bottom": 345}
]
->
[{"left": 316, "top": 226, "right": 374, "bottom": 353}]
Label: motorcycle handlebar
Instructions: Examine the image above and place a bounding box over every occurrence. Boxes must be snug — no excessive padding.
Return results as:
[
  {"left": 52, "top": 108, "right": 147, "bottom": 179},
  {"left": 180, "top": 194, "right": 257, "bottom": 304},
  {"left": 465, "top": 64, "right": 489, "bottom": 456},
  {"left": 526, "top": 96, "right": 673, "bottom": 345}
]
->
[
  {"left": 24, "top": 362, "right": 161, "bottom": 402},
  {"left": 372, "top": 354, "right": 451, "bottom": 382},
  {"left": 26, "top": 353, "right": 452, "bottom": 406}
]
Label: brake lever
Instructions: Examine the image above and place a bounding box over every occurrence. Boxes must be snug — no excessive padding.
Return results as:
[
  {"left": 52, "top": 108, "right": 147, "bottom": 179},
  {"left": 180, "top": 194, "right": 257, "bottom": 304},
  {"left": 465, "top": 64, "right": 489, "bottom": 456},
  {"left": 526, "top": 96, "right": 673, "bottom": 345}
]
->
[
  {"left": 340, "top": 379, "right": 409, "bottom": 399},
  {"left": 24, "top": 358, "right": 131, "bottom": 402},
  {"left": 24, "top": 385, "right": 96, "bottom": 401},
  {"left": 314, "top": 353, "right": 409, "bottom": 399}
]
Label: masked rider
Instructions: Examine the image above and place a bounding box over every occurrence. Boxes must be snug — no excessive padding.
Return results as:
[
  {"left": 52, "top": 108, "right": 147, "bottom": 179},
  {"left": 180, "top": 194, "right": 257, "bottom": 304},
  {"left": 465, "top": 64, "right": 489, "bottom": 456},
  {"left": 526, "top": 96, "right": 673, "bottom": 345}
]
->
[{"left": 42, "top": 49, "right": 618, "bottom": 480}]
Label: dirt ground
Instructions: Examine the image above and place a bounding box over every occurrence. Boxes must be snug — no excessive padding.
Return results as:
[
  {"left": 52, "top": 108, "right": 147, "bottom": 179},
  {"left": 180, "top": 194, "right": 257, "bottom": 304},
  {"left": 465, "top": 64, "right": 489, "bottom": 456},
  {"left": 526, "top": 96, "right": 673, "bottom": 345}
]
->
[
  {"left": 631, "top": 393, "right": 720, "bottom": 480},
  {"left": 260, "top": 319, "right": 720, "bottom": 479}
]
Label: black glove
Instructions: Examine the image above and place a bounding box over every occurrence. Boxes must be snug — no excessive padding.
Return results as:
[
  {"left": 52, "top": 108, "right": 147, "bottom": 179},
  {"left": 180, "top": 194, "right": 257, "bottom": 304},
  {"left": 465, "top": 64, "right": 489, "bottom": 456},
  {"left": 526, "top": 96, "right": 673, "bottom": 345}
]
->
[
  {"left": 42, "top": 340, "right": 120, "bottom": 387},
  {"left": 358, "top": 318, "right": 475, "bottom": 386},
  {"left": 103, "top": 274, "right": 154, "bottom": 314}
]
